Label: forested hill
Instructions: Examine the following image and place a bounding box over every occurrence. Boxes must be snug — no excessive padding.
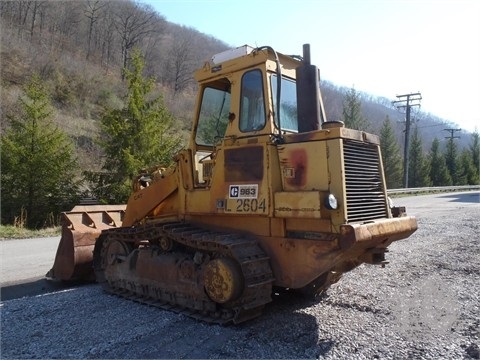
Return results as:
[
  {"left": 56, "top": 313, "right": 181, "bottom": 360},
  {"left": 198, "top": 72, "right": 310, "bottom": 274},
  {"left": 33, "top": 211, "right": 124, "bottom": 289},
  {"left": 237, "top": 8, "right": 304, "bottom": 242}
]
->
[{"left": 0, "top": 0, "right": 474, "bottom": 168}]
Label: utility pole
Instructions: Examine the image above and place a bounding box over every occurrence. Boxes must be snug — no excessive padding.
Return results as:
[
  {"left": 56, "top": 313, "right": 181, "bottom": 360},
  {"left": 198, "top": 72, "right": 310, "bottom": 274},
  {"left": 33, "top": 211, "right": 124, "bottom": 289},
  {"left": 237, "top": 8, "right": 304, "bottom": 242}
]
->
[
  {"left": 392, "top": 92, "right": 422, "bottom": 188},
  {"left": 444, "top": 128, "right": 461, "bottom": 141}
]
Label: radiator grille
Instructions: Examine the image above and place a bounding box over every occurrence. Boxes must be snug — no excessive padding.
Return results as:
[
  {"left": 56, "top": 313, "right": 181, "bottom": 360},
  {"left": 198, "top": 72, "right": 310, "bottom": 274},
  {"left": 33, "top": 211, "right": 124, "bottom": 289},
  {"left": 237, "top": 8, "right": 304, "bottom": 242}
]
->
[{"left": 343, "top": 140, "right": 388, "bottom": 223}]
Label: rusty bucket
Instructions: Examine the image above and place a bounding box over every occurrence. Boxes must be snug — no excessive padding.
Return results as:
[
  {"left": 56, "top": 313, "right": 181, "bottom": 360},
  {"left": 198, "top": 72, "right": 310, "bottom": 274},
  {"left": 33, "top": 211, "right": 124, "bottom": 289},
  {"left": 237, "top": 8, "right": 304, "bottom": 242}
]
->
[{"left": 46, "top": 205, "right": 126, "bottom": 281}]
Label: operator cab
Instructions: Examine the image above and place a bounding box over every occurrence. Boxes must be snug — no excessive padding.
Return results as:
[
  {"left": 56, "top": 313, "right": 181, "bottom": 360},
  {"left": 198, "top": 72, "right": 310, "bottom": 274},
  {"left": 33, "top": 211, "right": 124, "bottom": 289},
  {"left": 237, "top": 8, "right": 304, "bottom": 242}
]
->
[{"left": 191, "top": 44, "right": 323, "bottom": 186}]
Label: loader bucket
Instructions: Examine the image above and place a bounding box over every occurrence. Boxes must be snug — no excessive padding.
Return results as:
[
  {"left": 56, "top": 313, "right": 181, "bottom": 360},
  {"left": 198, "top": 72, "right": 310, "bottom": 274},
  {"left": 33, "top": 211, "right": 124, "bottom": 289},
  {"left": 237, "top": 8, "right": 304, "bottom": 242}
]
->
[{"left": 46, "top": 205, "right": 126, "bottom": 281}]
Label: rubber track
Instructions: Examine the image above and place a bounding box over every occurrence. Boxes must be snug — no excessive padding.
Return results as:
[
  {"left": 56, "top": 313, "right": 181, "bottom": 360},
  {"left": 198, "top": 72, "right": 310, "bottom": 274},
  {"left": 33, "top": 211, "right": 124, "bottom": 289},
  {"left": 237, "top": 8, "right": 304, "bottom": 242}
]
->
[{"left": 95, "top": 221, "right": 274, "bottom": 324}]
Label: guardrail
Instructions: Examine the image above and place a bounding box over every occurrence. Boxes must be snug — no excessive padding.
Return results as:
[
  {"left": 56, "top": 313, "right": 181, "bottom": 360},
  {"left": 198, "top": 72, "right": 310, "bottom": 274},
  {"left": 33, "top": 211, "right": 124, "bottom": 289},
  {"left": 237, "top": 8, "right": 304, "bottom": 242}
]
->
[{"left": 388, "top": 185, "right": 480, "bottom": 195}]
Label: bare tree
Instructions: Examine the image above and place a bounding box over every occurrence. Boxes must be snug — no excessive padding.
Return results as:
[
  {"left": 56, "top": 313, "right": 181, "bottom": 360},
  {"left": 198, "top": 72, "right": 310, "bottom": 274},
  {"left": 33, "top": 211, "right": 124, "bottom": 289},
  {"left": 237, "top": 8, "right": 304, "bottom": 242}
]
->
[
  {"left": 98, "top": 5, "right": 117, "bottom": 71},
  {"left": 84, "top": 0, "right": 106, "bottom": 60},
  {"left": 2, "top": 0, "right": 48, "bottom": 41},
  {"left": 38, "top": 1, "right": 84, "bottom": 53},
  {"left": 58, "top": 2, "right": 83, "bottom": 39},
  {"left": 29, "top": 1, "right": 43, "bottom": 39},
  {"left": 19, "top": 1, "right": 32, "bottom": 27},
  {"left": 0, "top": 2, "right": 17, "bottom": 27},
  {"left": 113, "top": 1, "right": 160, "bottom": 77},
  {"left": 166, "top": 26, "right": 197, "bottom": 96}
]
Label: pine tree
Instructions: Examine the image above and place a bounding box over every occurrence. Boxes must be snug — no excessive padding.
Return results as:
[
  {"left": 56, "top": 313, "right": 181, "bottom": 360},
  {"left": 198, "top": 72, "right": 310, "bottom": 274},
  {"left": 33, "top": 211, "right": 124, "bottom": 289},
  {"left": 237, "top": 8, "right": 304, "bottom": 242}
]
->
[
  {"left": 428, "top": 138, "right": 452, "bottom": 186},
  {"left": 457, "top": 149, "right": 480, "bottom": 185},
  {"left": 89, "top": 49, "right": 182, "bottom": 203},
  {"left": 408, "top": 127, "right": 431, "bottom": 187},
  {"left": 469, "top": 130, "right": 479, "bottom": 176},
  {"left": 379, "top": 116, "right": 403, "bottom": 188},
  {"left": 1, "top": 74, "right": 80, "bottom": 228},
  {"left": 444, "top": 136, "right": 460, "bottom": 185},
  {"left": 342, "top": 87, "right": 369, "bottom": 130}
]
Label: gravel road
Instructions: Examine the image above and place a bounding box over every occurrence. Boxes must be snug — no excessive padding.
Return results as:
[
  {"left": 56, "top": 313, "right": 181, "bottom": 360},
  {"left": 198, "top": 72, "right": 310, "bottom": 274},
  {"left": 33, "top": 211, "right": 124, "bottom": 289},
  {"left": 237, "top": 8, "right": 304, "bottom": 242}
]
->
[{"left": 1, "top": 192, "right": 479, "bottom": 359}]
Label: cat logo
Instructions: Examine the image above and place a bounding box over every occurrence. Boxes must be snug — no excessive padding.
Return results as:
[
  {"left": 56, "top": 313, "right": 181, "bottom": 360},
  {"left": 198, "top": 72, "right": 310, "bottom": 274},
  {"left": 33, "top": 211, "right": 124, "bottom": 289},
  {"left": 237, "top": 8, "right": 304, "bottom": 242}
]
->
[{"left": 229, "top": 184, "right": 258, "bottom": 199}]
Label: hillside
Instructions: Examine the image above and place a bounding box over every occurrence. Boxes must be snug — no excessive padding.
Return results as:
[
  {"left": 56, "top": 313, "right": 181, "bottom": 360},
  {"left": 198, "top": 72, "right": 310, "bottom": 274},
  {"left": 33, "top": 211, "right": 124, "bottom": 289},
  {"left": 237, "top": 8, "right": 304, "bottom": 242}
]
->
[{"left": 0, "top": 0, "right": 473, "bottom": 174}]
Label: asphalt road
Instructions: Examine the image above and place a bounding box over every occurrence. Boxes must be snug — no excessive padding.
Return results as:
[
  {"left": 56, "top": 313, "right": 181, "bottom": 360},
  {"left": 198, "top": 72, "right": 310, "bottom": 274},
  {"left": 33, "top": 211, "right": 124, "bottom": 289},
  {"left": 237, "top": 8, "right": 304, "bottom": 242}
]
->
[
  {"left": 392, "top": 190, "right": 480, "bottom": 217},
  {"left": 1, "top": 236, "right": 59, "bottom": 285},
  {"left": 0, "top": 236, "right": 66, "bottom": 301}
]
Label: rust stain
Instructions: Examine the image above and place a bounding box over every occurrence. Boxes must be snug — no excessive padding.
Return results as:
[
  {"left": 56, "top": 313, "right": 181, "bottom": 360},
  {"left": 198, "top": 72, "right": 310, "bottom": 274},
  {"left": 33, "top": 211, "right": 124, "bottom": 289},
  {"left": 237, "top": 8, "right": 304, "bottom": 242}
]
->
[{"left": 286, "top": 148, "right": 307, "bottom": 187}]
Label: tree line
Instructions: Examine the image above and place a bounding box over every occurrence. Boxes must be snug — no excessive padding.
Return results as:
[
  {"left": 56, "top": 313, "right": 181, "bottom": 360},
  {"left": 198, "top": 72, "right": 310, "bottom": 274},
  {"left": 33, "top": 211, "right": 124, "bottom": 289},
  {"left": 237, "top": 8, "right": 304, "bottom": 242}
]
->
[{"left": 342, "top": 88, "right": 479, "bottom": 189}]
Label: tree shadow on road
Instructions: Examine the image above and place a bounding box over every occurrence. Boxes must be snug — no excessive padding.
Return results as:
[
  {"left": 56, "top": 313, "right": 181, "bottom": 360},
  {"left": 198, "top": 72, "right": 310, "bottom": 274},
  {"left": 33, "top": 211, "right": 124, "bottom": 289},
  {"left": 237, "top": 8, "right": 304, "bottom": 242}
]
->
[{"left": 439, "top": 191, "right": 479, "bottom": 204}]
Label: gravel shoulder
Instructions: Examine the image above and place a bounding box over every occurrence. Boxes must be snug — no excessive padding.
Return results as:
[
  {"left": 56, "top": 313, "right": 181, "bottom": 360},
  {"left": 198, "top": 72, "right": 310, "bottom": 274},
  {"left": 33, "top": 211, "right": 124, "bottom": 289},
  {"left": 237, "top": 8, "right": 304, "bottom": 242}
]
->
[{"left": 1, "top": 192, "right": 479, "bottom": 359}]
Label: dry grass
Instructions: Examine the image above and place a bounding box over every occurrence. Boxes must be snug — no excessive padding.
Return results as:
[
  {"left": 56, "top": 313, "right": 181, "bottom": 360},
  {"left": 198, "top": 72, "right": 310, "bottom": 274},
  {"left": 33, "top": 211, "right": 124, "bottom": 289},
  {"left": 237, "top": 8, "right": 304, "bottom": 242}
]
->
[{"left": 0, "top": 225, "right": 60, "bottom": 239}]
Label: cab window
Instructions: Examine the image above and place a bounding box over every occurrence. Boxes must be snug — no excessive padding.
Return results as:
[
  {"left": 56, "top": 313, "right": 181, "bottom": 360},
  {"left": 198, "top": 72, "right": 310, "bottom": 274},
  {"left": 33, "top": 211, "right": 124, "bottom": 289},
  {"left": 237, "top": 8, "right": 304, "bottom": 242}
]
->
[
  {"left": 271, "top": 75, "right": 298, "bottom": 132},
  {"left": 240, "top": 70, "right": 266, "bottom": 132},
  {"left": 195, "top": 84, "right": 231, "bottom": 146}
]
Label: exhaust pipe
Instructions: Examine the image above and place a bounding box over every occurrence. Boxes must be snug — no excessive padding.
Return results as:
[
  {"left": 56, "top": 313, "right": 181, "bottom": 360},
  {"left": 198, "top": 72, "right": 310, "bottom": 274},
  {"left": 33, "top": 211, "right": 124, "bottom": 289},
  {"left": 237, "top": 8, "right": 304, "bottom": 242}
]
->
[{"left": 296, "top": 44, "right": 324, "bottom": 132}]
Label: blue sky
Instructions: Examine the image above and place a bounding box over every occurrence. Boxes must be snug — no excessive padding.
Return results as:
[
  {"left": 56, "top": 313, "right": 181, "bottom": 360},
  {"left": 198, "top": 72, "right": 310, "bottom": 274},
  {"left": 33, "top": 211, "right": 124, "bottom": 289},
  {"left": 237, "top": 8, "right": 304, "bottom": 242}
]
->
[{"left": 143, "top": 0, "right": 479, "bottom": 132}]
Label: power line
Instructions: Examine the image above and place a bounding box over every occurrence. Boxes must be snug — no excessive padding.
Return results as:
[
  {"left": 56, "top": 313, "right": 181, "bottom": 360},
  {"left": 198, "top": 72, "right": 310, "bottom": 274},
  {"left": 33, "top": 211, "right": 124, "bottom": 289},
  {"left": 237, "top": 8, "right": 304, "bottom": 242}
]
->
[
  {"left": 415, "top": 123, "right": 448, "bottom": 129},
  {"left": 392, "top": 92, "right": 422, "bottom": 188}
]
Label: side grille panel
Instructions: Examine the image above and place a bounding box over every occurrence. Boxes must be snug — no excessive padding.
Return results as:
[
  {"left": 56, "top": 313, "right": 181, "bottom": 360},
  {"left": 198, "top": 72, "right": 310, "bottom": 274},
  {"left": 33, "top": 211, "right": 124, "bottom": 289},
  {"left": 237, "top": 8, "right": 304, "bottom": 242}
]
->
[{"left": 343, "top": 140, "right": 388, "bottom": 223}]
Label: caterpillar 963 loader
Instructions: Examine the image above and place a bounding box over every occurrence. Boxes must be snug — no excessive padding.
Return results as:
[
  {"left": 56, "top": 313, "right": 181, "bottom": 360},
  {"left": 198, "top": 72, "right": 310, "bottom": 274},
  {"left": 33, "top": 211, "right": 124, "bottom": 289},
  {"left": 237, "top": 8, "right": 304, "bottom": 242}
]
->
[{"left": 47, "top": 44, "right": 417, "bottom": 324}]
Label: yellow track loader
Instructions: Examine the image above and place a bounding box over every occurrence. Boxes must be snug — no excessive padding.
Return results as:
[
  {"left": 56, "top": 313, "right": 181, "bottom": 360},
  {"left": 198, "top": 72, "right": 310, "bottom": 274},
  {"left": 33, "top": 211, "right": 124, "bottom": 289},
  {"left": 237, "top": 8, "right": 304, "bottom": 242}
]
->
[{"left": 47, "top": 44, "right": 417, "bottom": 324}]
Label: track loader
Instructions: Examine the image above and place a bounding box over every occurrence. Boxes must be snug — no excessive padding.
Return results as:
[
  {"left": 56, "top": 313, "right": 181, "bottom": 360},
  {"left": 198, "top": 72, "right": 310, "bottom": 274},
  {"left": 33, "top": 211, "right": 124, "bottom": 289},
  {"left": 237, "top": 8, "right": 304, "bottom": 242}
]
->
[{"left": 48, "top": 44, "right": 417, "bottom": 324}]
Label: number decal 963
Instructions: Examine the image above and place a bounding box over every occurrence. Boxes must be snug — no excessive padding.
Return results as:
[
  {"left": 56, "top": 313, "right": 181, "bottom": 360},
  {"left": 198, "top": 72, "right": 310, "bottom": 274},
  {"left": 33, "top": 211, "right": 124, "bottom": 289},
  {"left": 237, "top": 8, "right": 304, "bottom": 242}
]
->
[
  {"left": 229, "top": 184, "right": 258, "bottom": 199},
  {"left": 226, "top": 184, "right": 266, "bottom": 213}
]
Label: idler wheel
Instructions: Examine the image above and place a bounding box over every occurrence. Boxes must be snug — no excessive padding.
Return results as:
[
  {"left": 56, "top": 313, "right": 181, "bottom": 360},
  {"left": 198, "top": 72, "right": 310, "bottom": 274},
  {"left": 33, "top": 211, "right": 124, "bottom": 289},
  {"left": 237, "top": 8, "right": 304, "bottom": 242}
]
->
[
  {"left": 105, "top": 239, "right": 131, "bottom": 266},
  {"left": 204, "top": 257, "right": 244, "bottom": 303},
  {"left": 159, "top": 236, "right": 173, "bottom": 251}
]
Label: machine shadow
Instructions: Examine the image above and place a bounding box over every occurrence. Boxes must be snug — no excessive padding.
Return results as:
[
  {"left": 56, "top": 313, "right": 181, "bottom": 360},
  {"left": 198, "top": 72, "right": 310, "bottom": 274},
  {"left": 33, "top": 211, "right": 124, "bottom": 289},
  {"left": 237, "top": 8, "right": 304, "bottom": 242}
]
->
[
  {"left": 0, "top": 278, "right": 91, "bottom": 301},
  {"left": 231, "top": 290, "right": 336, "bottom": 359}
]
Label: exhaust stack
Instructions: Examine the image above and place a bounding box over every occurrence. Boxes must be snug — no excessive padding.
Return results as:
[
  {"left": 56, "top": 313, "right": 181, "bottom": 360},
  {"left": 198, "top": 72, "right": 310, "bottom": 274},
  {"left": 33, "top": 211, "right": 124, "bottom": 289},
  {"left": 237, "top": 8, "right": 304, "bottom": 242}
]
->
[{"left": 296, "top": 44, "right": 324, "bottom": 132}]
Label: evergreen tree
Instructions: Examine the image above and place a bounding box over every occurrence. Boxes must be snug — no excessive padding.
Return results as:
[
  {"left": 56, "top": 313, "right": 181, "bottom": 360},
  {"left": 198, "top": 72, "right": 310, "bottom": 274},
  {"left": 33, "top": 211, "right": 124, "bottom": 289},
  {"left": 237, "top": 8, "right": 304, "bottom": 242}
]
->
[
  {"left": 428, "top": 138, "right": 452, "bottom": 186},
  {"left": 457, "top": 149, "right": 480, "bottom": 185},
  {"left": 469, "top": 130, "right": 479, "bottom": 176},
  {"left": 408, "top": 127, "right": 431, "bottom": 187},
  {"left": 342, "top": 87, "right": 369, "bottom": 130},
  {"left": 1, "top": 74, "right": 80, "bottom": 228},
  {"left": 379, "top": 116, "right": 403, "bottom": 188},
  {"left": 444, "top": 135, "right": 460, "bottom": 185},
  {"left": 89, "top": 49, "right": 182, "bottom": 203}
]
